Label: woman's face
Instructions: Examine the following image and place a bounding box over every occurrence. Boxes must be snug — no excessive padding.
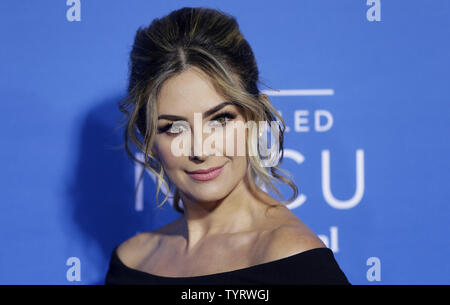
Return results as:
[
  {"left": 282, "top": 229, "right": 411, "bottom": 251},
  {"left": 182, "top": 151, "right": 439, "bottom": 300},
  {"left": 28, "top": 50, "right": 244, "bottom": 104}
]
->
[{"left": 152, "top": 67, "right": 250, "bottom": 204}]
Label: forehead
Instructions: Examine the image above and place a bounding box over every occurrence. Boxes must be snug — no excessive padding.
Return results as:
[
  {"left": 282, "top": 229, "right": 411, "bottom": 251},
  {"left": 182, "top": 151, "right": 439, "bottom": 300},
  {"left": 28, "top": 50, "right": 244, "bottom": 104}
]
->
[{"left": 156, "top": 67, "right": 226, "bottom": 115}]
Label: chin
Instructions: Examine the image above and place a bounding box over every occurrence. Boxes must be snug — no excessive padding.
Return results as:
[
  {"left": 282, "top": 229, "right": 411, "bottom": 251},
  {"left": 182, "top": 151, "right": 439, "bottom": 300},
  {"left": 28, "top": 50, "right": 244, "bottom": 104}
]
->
[{"left": 183, "top": 183, "right": 232, "bottom": 203}]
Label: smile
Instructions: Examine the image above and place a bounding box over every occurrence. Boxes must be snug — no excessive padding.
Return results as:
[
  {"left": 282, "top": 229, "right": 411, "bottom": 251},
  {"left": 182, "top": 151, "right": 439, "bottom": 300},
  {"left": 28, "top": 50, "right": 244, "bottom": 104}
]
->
[{"left": 186, "top": 165, "right": 225, "bottom": 181}]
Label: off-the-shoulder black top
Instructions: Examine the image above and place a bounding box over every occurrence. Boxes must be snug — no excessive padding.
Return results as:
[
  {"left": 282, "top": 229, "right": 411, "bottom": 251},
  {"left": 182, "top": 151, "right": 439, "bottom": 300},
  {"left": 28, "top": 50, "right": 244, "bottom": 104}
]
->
[{"left": 105, "top": 246, "right": 350, "bottom": 285}]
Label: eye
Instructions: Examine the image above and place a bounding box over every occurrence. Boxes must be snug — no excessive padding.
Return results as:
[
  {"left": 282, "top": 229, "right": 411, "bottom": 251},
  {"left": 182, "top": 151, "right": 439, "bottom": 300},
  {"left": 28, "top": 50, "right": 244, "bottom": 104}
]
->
[
  {"left": 208, "top": 111, "right": 237, "bottom": 127},
  {"left": 157, "top": 121, "right": 190, "bottom": 136}
]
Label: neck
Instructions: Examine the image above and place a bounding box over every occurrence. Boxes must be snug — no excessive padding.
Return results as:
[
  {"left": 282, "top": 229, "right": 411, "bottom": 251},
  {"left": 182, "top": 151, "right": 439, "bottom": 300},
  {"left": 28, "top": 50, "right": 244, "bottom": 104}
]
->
[{"left": 177, "top": 169, "right": 279, "bottom": 253}]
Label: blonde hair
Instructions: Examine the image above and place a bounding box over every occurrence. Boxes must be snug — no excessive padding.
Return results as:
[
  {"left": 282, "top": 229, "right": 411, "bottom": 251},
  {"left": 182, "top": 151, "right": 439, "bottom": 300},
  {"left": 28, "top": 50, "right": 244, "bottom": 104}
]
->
[{"left": 117, "top": 7, "right": 298, "bottom": 213}]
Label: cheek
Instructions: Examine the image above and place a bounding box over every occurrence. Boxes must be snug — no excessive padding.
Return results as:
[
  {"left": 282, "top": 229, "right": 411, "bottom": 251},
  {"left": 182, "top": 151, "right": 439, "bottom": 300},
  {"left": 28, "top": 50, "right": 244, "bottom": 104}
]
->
[
  {"left": 223, "top": 124, "right": 249, "bottom": 173},
  {"left": 222, "top": 121, "right": 249, "bottom": 157},
  {"left": 153, "top": 137, "right": 183, "bottom": 170}
]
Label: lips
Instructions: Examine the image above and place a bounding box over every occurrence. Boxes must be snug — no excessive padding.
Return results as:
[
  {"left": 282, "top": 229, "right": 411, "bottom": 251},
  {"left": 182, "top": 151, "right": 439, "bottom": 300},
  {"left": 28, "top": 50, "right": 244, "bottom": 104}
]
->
[{"left": 186, "top": 165, "right": 225, "bottom": 181}]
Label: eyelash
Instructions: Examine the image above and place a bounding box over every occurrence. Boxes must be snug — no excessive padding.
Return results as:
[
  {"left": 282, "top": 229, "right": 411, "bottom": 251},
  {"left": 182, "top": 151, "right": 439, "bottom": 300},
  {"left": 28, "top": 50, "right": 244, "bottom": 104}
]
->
[{"left": 157, "top": 111, "right": 237, "bottom": 136}]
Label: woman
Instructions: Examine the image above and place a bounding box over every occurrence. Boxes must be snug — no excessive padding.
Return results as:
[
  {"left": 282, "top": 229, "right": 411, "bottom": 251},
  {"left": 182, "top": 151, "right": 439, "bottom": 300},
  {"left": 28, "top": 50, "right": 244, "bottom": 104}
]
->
[{"left": 105, "top": 6, "right": 350, "bottom": 285}]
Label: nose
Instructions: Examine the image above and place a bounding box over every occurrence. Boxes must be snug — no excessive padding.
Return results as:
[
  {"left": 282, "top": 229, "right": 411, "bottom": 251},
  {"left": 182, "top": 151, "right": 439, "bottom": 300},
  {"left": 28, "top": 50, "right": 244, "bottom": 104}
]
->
[
  {"left": 189, "top": 118, "right": 221, "bottom": 162},
  {"left": 189, "top": 126, "right": 210, "bottom": 162}
]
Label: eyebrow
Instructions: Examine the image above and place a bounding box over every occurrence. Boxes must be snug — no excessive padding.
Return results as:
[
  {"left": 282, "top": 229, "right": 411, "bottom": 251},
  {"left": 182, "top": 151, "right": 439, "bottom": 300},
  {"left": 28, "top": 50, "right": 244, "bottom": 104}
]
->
[{"left": 157, "top": 101, "right": 235, "bottom": 121}]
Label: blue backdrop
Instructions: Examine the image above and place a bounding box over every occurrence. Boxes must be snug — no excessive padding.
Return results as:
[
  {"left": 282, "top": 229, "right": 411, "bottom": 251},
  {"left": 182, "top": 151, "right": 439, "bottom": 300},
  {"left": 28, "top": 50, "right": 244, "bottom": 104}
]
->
[{"left": 1, "top": 0, "right": 449, "bottom": 285}]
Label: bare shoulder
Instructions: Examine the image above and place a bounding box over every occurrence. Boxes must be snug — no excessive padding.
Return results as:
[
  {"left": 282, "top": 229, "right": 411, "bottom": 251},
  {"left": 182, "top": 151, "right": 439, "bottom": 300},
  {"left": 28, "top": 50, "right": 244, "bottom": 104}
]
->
[
  {"left": 258, "top": 217, "right": 327, "bottom": 263},
  {"left": 116, "top": 217, "right": 183, "bottom": 267},
  {"left": 116, "top": 231, "right": 157, "bottom": 267}
]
